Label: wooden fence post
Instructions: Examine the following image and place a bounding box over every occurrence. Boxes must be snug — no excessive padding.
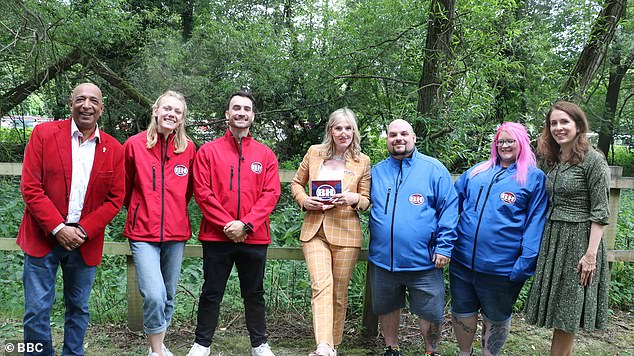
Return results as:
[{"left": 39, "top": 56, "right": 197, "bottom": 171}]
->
[
  {"left": 606, "top": 166, "right": 623, "bottom": 253},
  {"left": 361, "top": 262, "right": 378, "bottom": 337},
  {"left": 126, "top": 255, "right": 144, "bottom": 331}
]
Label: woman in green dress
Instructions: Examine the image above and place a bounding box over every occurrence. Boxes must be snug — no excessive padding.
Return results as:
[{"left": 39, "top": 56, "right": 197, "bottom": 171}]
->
[{"left": 525, "top": 101, "right": 610, "bottom": 356}]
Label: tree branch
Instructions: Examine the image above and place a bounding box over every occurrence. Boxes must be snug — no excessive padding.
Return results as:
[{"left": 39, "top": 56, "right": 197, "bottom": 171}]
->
[{"left": 334, "top": 74, "right": 417, "bottom": 85}]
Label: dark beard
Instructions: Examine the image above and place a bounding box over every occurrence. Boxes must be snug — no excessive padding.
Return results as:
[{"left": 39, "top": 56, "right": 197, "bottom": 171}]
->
[{"left": 390, "top": 146, "right": 415, "bottom": 158}]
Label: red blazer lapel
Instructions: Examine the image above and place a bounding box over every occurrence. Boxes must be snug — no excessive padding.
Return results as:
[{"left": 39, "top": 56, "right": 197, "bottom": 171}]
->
[{"left": 54, "top": 119, "right": 73, "bottom": 197}]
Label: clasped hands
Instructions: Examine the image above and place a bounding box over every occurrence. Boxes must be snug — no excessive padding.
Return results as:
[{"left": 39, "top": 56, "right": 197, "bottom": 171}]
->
[
  {"left": 55, "top": 225, "right": 86, "bottom": 251},
  {"left": 224, "top": 220, "right": 247, "bottom": 243},
  {"left": 303, "top": 192, "right": 360, "bottom": 211}
]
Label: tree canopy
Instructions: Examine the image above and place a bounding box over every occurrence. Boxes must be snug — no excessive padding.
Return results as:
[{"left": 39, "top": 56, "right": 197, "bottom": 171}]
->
[{"left": 1, "top": 0, "right": 632, "bottom": 171}]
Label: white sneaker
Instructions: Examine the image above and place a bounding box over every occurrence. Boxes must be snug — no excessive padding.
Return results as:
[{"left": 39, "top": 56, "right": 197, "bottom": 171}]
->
[
  {"left": 148, "top": 345, "right": 173, "bottom": 356},
  {"left": 252, "top": 342, "right": 275, "bottom": 356},
  {"left": 162, "top": 344, "right": 174, "bottom": 356},
  {"left": 186, "top": 342, "right": 211, "bottom": 356}
]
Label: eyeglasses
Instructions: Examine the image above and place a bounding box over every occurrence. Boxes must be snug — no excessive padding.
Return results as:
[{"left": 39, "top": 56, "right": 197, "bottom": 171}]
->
[{"left": 496, "top": 139, "right": 516, "bottom": 147}]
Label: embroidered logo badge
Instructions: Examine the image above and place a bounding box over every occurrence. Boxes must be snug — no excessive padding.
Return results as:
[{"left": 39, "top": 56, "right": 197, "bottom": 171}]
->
[
  {"left": 251, "top": 162, "right": 263, "bottom": 174},
  {"left": 500, "top": 192, "right": 516, "bottom": 204},
  {"left": 408, "top": 193, "right": 425, "bottom": 205},
  {"left": 174, "top": 164, "right": 188, "bottom": 177}
]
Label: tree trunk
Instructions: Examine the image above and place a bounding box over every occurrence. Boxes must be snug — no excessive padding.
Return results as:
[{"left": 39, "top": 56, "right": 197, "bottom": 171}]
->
[
  {"left": 561, "top": 0, "right": 627, "bottom": 99},
  {"left": 598, "top": 53, "right": 630, "bottom": 157},
  {"left": 415, "top": 0, "right": 456, "bottom": 136},
  {"left": 180, "top": 0, "right": 194, "bottom": 43},
  {"left": 0, "top": 48, "right": 81, "bottom": 117}
]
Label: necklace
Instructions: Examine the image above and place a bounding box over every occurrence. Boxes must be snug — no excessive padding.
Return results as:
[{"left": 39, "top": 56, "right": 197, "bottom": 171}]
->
[{"left": 332, "top": 154, "right": 345, "bottom": 161}]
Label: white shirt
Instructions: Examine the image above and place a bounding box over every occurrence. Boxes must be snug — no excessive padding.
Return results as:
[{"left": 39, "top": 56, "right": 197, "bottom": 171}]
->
[{"left": 52, "top": 119, "right": 100, "bottom": 235}]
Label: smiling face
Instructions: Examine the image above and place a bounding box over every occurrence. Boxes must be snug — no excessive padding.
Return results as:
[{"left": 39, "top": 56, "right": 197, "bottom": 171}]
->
[
  {"left": 226, "top": 95, "right": 254, "bottom": 132},
  {"left": 549, "top": 109, "right": 578, "bottom": 150},
  {"left": 154, "top": 96, "right": 185, "bottom": 136},
  {"left": 387, "top": 119, "right": 416, "bottom": 159},
  {"left": 330, "top": 117, "right": 354, "bottom": 153},
  {"left": 69, "top": 83, "right": 103, "bottom": 135},
  {"left": 496, "top": 130, "right": 519, "bottom": 167}
]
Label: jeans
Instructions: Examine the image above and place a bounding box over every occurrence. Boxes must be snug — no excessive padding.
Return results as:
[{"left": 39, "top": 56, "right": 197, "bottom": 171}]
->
[
  {"left": 194, "top": 242, "right": 268, "bottom": 348},
  {"left": 23, "top": 244, "right": 96, "bottom": 356},
  {"left": 129, "top": 240, "right": 185, "bottom": 335}
]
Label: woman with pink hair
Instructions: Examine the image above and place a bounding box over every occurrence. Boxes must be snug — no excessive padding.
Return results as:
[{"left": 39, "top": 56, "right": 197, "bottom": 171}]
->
[{"left": 450, "top": 122, "right": 548, "bottom": 356}]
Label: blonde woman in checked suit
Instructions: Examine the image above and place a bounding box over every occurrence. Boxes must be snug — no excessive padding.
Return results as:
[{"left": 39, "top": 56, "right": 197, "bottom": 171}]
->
[{"left": 290, "top": 108, "right": 371, "bottom": 356}]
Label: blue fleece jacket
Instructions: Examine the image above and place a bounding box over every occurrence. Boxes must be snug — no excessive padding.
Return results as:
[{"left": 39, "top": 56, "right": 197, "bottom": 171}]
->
[
  {"left": 369, "top": 150, "right": 459, "bottom": 272},
  {"left": 453, "top": 162, "right": 548, "bottom": 282}
]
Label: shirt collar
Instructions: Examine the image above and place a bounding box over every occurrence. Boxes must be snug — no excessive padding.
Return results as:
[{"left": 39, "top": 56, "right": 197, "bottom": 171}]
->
[{"left": 70, "top": 118, "right": 101, "bottom": 142}]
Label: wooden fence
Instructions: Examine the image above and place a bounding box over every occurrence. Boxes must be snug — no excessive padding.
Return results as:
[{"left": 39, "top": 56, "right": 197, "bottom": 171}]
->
[{"left": 1, "top": 162, "right": 633, "bottom": 335}]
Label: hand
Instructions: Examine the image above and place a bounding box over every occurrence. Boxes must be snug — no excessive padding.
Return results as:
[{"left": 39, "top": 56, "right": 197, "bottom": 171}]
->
[
  {"left": 303, "top": 196, "right": 334, "bottom": 211},
  {"left": 223, "top": 220, "right": 247, "bottom": 243},
  {"left": 330, "top": 191, "right": 360, "bottom": 207},
  {"left": 55, "top": 226, "right": 86, "bottom": 251},
  {"left": 577, "top": 254, "right": 596, "bottom": 287},
  {"left": 433, "top": 253, "right": 450, "bottom": 269}
]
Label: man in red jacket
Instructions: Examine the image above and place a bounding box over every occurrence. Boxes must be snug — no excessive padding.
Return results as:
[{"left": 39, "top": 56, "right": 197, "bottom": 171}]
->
[
  {"left": 17, "top": 83, "right": 125, "bottom": 355},
  {"left": 186, "top": 92, "right": 281, "bottom": 356}
]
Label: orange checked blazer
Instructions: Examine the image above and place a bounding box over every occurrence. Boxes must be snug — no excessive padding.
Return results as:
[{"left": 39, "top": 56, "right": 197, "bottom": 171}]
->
[{"left": 290, "top": 145, "right": 371, "bottom": 247}]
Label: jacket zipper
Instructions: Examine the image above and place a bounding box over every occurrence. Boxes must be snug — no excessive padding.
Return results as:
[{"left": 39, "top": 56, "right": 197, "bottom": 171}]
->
[
  {"left": 160, "top": 136, "right": 169, "bottom": 242},
  {"left": 131, "top": 204, "right": 139, "bottom": 230},
  {"left": 390, "top": 160, "right": 403, "bottom": 271},
  {"left": 474, "top": 186, "right": 484, "bottom": 211},
  {"left": 384, "top": 188, "right": 392, "bottom": 214},
  {"left": 470, "top": 168, "right": 507, "bottom": 270},
  {"left": 230, "top": 166, "right": 234, "bottom": 191},
  {"left": 152, "top": 167, "right": 156, "bottom": 191},
  {"left": 236, "top": 138, "right": 243, "bottom": 219}
]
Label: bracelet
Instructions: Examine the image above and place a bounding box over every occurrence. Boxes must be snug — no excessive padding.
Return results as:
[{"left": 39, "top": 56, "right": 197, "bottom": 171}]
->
[{"left": 582, "top": 256, "right": 596, "bottom": 265}]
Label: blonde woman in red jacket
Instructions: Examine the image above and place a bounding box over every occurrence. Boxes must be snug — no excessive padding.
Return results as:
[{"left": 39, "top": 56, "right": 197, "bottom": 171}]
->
[{"left": 123, "top": 91, "right": 196, "bottom": 356}]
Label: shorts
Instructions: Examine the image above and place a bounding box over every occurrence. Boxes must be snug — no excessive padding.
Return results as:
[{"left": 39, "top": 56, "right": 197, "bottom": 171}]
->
[
  {"left": 449, "top": 261, "right": 524, "bottom": 322},
  {"left": 369, "top": 263, "right": 444, "bottom": 323}
]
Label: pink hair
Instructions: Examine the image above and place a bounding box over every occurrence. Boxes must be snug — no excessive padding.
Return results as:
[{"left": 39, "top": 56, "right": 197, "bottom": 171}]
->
[{"left": 470, "top": 122, "right": 536, "bottom": 185}]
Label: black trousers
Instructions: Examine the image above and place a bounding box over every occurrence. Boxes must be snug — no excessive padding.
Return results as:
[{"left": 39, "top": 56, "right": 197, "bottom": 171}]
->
[{"left": 194, "top": 242, "right": 268, "bottom": 347}]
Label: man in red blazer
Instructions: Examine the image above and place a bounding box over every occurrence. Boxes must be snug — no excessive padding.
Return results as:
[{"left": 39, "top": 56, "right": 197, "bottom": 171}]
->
[{"left": 17, "top": 83, "right": 125, "bottom": 355}]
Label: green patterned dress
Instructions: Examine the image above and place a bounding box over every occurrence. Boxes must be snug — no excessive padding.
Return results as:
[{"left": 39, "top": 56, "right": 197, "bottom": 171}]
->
[{"left": 524, "top": 149, "right": 610, "bottom": 333}]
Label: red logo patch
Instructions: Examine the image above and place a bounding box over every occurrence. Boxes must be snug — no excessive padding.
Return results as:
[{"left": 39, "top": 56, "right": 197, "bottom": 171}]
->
[
  {"left": 500, "top": 192, "right": 516, "bottom": 204},
  {"left": 408, "top": 193, "right": 425, "bottom": 205},
  {"left": 173, "top": 164, "right": 188, "bottom": 177},
  {"left": 251, "top": 162, "right": 263, "bottom": 174}
]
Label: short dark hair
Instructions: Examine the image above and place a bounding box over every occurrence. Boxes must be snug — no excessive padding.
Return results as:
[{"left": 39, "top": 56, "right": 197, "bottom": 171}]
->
[{"left": 226, "top": 91, "right": 256, "bottom": 111}]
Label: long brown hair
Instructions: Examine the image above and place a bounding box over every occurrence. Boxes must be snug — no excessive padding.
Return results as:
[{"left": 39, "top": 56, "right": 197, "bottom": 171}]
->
[{"left": 537, "top": 101, "right": 589, "bottom": 166}]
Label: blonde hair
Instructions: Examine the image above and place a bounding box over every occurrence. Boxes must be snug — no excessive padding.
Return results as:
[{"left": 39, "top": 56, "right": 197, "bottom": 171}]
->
[
  {"left": 320, "top": 107, "right": 361, "bottom": 161},
  {"left": 146, "top": 90, "right": 189, "bottom": 154}
]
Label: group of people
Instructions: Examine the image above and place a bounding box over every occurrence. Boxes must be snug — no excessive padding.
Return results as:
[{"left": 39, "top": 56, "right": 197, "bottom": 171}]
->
[{"left": 17, "top": 82, "right": 610, "bottom": 356}]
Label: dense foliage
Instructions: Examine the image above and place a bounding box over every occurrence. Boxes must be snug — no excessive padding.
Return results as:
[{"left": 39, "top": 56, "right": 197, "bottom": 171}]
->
[{"left": 1, "top": 0, "right": 633, "bottom": 171}]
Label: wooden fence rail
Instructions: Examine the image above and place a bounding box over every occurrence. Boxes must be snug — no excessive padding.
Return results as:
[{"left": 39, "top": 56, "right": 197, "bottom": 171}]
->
[{"left": 1, "top": 162, "right": 633, "bottom": 334}]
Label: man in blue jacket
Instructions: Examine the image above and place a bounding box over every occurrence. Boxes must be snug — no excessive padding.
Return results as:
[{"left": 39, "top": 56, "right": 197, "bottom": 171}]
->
[{"left": 369, "top": 119, "right": 459, "bottom": 356}]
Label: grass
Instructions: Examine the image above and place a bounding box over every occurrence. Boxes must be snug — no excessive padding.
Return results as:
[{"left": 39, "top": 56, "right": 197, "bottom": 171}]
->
[{"left": 2, "top": 309, "right": 634, "bottom": 355}]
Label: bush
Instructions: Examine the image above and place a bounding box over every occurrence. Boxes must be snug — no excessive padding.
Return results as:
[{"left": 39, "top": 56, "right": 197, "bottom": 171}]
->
[
  {"left": 0, "top": 128, "right": 30, "bottom": 162},
  {"left": 610, "top": 145, "right": 634, "bottom": 177}
]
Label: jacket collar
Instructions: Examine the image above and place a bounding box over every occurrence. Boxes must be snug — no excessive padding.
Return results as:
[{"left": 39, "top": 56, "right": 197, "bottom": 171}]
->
[
  {"left": 387, "top": 148, "right": 420, "bottom": 167},
  {"left": 223, "top": 129, "right": 253, "bottom": 146}
]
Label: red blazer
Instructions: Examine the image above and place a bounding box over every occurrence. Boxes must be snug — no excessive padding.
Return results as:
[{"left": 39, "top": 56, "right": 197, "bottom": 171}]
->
[{"left": 17, "top": 119, "right": 125, "bottom": 266}]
